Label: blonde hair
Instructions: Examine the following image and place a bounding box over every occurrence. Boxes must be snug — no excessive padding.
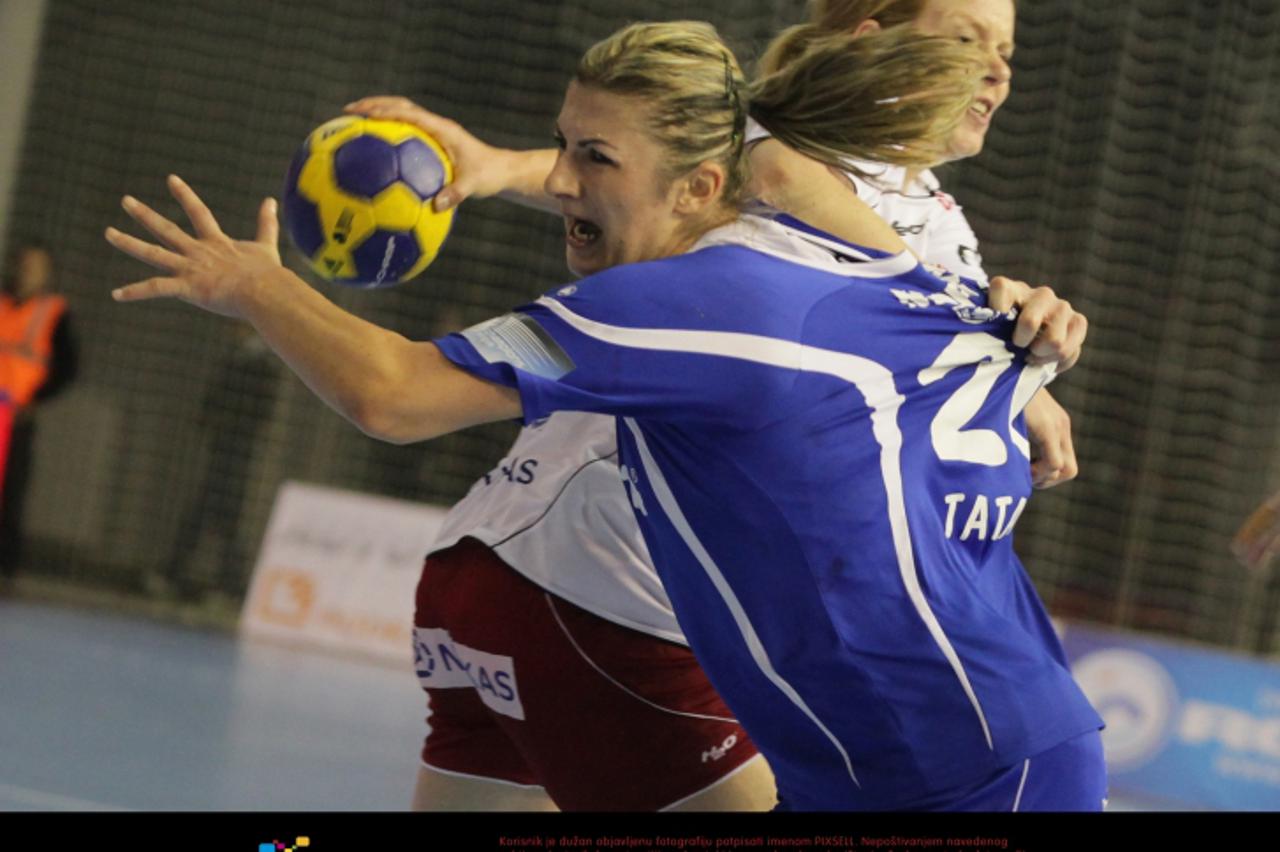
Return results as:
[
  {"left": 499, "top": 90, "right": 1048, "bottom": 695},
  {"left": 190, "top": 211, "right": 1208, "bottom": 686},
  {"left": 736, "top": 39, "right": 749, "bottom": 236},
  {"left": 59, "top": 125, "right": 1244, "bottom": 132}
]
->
[
  {"left": 750, "top": 25, "right": 983, "bottom": 172},
  {"left": 775, "top": 0, "right": 1020, "bottom": 71},
  {"left": 812, "top": 0, "right": 927, "bottom": 31},
  {"left": 757, "top": 0, "right": 921, "bottom": 75},
  {"left": 575, "top": 21, "right": 749, "bottom": 204},
  {"left": 806, "top": 0, "right": 1017, "bottom": 33},
  {"left": 758, "top": 1, "right": 925, "bottom": 76},
  {"left": 574, "top": 20, "right": 982, "bottom": 207}
]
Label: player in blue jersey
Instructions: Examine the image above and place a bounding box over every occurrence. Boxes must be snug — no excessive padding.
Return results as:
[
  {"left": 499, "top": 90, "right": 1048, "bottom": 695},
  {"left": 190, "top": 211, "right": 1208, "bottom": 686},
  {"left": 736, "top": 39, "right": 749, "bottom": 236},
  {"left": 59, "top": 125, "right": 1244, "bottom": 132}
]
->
[
  {"left": 343, "top": 0, "right": 1088, "bottom": 814},
  {"left": 105, "top": 21, "right": 1102, "bottom": 810}
]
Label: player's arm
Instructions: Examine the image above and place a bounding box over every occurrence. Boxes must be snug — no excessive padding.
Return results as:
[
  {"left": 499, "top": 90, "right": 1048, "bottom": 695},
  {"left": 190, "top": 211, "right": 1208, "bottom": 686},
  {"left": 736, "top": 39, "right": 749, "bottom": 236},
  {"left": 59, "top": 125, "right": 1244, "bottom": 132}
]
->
[
  {"left": 345, "top": 95, "right": 920, "bottom": 252},
  {"left": 746, "top": 138, "right": 907, "bottom": 256},
  {"left": 744, "top": 141, "right": 1089, "bottom": 377},
  {"left": 346, "top": 96, "right": 558, "bottom": 214},
  {"left": 106, "top": 174, "right": 521, "bottom": 443}
]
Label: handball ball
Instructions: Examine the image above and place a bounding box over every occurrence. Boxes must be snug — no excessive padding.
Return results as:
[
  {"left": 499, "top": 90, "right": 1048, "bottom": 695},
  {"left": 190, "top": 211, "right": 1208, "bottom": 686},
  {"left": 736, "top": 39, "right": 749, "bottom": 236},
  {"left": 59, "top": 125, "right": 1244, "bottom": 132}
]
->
[{"left": 282, "top": 116, "right": 454, "bottom": 288}]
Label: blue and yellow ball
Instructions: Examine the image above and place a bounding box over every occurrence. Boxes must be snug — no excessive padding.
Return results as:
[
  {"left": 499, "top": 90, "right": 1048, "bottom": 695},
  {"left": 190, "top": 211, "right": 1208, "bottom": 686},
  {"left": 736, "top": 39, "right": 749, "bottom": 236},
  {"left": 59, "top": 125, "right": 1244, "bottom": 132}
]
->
[{"left": 282, "top": 116, "right": 454, "bottom": 288}]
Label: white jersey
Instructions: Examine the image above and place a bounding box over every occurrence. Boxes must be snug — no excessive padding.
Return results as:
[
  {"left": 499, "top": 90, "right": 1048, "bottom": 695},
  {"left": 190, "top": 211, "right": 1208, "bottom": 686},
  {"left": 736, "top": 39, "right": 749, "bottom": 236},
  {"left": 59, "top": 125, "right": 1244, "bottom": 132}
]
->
[
  {"left": 429, "top": 410, "right": 683, "bottom": 643},
  {"left": 843, "top": 160, "right": 988, "bottom": 287},
  {"left": 743, "top": 117, "right": 989, "bottom": 285},
  {"left": 430, "top": 124, "right": 991, "bottom": 645}
]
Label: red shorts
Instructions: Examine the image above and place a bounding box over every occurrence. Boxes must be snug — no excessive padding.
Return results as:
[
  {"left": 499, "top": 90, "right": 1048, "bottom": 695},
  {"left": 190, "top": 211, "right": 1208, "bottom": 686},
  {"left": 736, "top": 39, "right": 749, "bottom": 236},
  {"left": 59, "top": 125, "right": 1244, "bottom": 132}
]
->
[{"left": 414, "top": 537, "right": 760, "bottom": 811}]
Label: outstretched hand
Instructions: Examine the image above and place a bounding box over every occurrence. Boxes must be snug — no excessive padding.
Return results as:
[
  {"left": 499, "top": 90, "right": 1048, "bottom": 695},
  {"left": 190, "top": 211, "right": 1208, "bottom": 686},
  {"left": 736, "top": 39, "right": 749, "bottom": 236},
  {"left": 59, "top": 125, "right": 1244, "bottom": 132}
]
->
[
  {"left": 106, "top": 174, "right": 282, "bottom": 317},
  {"left": 987, "top": 276, "right": 1087, "bottom": 372}
]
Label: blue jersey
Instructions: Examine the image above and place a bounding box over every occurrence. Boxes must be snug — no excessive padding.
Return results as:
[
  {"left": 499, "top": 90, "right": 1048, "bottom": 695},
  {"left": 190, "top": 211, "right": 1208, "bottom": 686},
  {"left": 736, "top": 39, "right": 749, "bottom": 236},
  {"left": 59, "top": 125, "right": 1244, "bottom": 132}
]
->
[{"left": 435, "top": 216, "right": 1102, "bottom": 810}]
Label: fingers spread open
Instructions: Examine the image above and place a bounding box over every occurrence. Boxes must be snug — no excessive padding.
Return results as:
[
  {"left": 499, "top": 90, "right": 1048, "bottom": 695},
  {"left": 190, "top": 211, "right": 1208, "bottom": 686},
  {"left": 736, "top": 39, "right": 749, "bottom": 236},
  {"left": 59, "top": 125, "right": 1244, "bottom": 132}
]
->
[
  {"left": 122, "top": 194, "right": 198, "bottom": 253},
  {"left": 111, "top": 276, "right": 187, "bottom": 302},
  {"left": 167, "top": 174, "right": 225, "bottom": 241},
  {"left": 105, "top": 226, "right": 184, "bottom": 272}
]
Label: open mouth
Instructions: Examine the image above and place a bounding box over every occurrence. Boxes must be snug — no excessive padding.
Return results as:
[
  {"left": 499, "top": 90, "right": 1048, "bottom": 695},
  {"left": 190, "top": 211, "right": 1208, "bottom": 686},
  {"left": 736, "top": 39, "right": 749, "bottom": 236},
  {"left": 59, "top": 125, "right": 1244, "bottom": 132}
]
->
[
  {"left": 970, "top": 99, "right": 994, "bottom": 120},
  {"left": 566, "top": 215, "right": 601, "bottom": 248}
]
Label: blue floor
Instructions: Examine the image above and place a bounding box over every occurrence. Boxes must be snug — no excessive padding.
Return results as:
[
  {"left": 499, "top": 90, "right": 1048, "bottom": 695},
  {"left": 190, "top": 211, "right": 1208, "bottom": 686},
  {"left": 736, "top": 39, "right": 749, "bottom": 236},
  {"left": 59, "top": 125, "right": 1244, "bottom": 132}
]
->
[
  {"left": 3, "top": 598, "right": 1158, "bottom": 817},
  {"left": 0, "top": 599, "right": 427, "bottom": 811}
]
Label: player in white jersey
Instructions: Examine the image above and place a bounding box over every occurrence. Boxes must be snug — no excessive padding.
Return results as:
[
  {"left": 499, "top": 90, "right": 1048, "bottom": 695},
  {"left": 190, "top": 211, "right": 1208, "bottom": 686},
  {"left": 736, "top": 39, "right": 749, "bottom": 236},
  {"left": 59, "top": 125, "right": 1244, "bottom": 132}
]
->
[
  {"left": 746, "top": 0, "right": 1077, "bottom": 491},
  {"left": 107, "top": 20, "right": 1097, "bottom": 810},
  {"left": 342, "top": 0, "right": 1078, "bottom": 813}
]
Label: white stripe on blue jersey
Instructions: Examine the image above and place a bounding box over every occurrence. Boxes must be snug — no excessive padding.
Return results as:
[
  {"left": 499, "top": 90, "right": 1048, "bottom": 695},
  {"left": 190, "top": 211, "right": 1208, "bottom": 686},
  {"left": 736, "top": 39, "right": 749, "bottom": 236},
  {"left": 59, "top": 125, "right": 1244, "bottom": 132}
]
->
[
  {"left": 622, "top": 415, "right": 861, "bottom": 788},
  {"left": 538, "top": 295, "right": 996, "bottom": 755}
]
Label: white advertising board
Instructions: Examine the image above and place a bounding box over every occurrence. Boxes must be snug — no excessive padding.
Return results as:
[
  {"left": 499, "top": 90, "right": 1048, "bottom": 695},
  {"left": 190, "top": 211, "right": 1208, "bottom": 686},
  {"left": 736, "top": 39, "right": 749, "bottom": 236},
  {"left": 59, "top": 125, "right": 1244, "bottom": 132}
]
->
[{"left": 240, "top": 480, "right": 449, "bottom": 667}]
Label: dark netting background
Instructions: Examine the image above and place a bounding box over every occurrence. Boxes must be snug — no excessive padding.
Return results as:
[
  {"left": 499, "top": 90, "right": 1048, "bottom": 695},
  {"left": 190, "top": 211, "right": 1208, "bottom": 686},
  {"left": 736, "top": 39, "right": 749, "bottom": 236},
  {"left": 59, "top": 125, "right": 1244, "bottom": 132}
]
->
[{"left": 5, "top": 0, "right": 1280, "bottom": 653}]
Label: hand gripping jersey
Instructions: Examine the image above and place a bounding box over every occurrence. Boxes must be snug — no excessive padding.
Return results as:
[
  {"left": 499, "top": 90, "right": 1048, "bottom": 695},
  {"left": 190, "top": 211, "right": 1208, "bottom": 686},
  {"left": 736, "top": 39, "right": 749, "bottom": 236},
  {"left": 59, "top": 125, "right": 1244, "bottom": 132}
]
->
[{"left": 435, "top": 216, "right": 1102, "bottom": 810}]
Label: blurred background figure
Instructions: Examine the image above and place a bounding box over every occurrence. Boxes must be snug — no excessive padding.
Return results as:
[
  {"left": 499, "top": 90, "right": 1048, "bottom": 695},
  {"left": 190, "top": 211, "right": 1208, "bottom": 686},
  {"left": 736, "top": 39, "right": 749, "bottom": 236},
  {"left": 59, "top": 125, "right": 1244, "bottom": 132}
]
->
[
  {"left": 0, "top": 241, "right": 75, "bottom": 580},
  {"left": 1233, "top": 492, "right": 1280, "bottom": 573},
  {"left": 156, "top": 323, "right": 279, "bottom": 601}
]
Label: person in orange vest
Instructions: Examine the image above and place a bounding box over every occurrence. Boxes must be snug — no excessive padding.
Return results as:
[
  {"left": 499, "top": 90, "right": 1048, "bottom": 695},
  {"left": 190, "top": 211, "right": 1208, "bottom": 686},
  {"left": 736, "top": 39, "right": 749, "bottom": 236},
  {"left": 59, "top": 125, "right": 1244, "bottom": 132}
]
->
[{"left": 0, "top": 242, "right": 76, "bottom": 577}]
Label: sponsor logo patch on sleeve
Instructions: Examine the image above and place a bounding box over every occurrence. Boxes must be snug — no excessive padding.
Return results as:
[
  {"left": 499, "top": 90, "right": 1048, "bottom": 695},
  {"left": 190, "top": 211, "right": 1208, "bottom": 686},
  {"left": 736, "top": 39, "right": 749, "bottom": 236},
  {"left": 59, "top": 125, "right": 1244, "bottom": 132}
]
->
[{"left": 460, "top": 312, "right": 575, "bottom": 380}]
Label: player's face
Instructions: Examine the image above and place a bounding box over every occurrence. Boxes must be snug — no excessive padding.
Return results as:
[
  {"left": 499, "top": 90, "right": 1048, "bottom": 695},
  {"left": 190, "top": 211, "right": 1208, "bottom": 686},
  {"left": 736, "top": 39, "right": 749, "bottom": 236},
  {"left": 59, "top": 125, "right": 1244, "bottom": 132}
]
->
[
  {"left": 545, "top": 82, "right": 695, "bottom": 278},
  {"left": 914, "top": 0, "right": 1015, "bottom": 162}
]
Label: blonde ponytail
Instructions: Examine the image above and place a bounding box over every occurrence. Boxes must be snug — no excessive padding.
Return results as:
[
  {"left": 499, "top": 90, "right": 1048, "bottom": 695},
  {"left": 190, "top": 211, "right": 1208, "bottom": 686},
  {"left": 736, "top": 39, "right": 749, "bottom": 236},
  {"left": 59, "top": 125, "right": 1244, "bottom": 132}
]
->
[
  {"left": 750, "top": 25, "right": 984, "bottom": 171},
  {"left": 759, "top": 1, "right": 928, "bottom": 77},
  {"left": 570, "top": 18, "right": 983, "bottom": 208}
]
